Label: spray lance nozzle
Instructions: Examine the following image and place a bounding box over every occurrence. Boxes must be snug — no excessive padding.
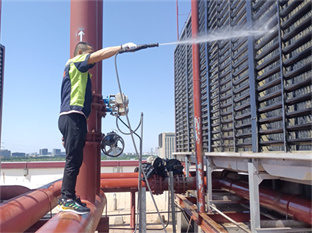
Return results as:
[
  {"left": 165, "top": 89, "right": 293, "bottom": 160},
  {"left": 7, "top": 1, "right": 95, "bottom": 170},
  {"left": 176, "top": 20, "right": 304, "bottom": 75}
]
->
[{"left": 119, "top": 43, "right": 159, "bottom": 54}]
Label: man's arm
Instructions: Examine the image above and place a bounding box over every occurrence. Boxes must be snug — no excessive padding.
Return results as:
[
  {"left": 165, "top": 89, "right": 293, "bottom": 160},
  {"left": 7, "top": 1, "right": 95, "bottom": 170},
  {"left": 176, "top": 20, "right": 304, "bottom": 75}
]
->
[
  {"left": 88, "top": 46, "right": 121, "bottom": 64},
  {"left": 88, "top": 42, "right": 137, "bottom": 64}
]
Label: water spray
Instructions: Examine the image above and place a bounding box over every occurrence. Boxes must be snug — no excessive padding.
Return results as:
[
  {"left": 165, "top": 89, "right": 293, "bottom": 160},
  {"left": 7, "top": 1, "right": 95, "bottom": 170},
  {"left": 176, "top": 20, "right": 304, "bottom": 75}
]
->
[
  {"left": 159, "top": 27, "right": 274, "bottom": 46},
  {"left": 118, "top": 26, "right": 272, "bottom": 54}
]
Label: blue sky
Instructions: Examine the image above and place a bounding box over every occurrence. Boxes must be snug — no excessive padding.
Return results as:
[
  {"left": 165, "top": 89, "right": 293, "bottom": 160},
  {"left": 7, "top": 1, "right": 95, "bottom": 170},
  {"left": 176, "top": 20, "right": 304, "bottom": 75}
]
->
[{"left": 1, "top": 0, "right": 191, "bottom": 154}]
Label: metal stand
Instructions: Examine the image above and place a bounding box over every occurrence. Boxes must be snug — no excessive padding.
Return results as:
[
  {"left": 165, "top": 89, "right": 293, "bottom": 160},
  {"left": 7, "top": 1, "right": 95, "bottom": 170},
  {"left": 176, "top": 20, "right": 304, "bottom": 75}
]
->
[
  {"left": 169, "top": 171, "right": 176, "bottom": 233},
  {"left": 248, "top": 159, "right": 262, "bottom": 232},
  {"left": 116, "top": 113, "right": 145, "bottom": 233},
  {"left": 246, "top": 159, "right": 310, "bottom": 233},
  {"left": 205, "top": 157, "right": 214, "bottom": 212},
  {"left": 139, "top": 187, "right": 146, "bottom": 233}
]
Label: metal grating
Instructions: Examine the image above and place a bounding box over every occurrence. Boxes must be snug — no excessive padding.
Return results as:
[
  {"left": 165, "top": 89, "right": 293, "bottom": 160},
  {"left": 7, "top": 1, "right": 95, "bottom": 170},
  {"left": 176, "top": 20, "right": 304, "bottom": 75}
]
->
[
  {"left": 174, "top": 15, "right": 194, "bottom": 152},
  {"left": 280, "top": 0, "right": 312, "bottom": 151},
  {"left": 254, "top": 0, "right": 312, "bottom": 151},
  {"left": 174, "top": 0, "right": 312, "bottom": 153}
]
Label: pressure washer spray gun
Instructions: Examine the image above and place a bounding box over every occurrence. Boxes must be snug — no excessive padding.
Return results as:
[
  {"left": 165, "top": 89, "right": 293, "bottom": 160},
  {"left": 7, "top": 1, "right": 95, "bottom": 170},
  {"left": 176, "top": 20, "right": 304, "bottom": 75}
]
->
[
  {"left": 101, "top": 43, "right": 159, "bottom": 157},
  {"left": 119, "top": 43, "right": 159, "bottom": 54}
]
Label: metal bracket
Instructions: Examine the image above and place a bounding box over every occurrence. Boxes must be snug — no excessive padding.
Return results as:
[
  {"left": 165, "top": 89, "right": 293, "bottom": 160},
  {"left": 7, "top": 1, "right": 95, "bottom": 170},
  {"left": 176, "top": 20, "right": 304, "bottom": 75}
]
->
[
  {"left": 205, "top": 156, "right": 216, "bottom": 212},
  {"left": 248, "top": 159, "right": 279, "bottom": 233}
]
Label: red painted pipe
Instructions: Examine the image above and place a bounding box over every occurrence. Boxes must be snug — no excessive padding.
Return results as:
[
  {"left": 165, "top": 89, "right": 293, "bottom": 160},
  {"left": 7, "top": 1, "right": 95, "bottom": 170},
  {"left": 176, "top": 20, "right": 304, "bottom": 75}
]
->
[
  {"left": 216, "top": 178, "right": 312, "bottom": 225},
  {"left": 100, "top": 176, "right": 197, "bottom": 194},
  {"left": 101, "top": 178, "right": 146, "bottom": 192},
  {"left": 0, "top": 185, "right": 31, "bottom": 201},
  {"left": 36, "top": 191, "right": 106, "bottom": 233},
  {"left": 0, "top": 180, "right": 62, "bottom": 233},
  {"left": 191, "top": 0, "right": 205, "bottom": 215},
  {"left": 101, "top": 172, "right": 141, "bottom": 179}
]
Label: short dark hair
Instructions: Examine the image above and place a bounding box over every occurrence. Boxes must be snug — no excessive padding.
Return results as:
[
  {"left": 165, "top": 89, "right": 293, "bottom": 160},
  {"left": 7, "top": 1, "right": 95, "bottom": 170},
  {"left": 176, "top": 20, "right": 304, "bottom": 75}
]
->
[{"left": 74, "top": 42, "right": 93, "bottom": 56}]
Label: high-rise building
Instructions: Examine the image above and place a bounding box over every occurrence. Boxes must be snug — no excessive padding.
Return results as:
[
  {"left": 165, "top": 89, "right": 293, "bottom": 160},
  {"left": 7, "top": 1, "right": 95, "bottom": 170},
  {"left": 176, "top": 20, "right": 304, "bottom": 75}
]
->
[
  {"left": 12, "top": 152, "right": 26, "bottom": 157},
  {"left": 0, "top": 149, "right": 10, "bottom": 157},
  {"left": 52, "top": 149, "right": 61, "bottom": 156},
  {"left": 154, "top": 147, "right": 159, "bottom": 156},
  {"left": 39, "top": 148, "right": 48, "bottom": 156},
  {"left": 158, "top": 132, "right": 175, "bottom": 159}
]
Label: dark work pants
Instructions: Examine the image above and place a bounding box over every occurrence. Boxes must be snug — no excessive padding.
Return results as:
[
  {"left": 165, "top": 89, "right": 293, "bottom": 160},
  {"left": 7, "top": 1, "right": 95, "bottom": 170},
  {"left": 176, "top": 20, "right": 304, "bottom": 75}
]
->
[{"left": 58, "top": 113, "right": 87, "bottom": 199}]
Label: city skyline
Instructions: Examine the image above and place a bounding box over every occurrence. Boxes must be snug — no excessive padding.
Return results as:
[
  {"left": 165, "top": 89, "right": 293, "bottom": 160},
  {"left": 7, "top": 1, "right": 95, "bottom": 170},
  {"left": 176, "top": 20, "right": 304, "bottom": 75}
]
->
[{"left": 0, "top": 146, "right": 161, "bottom": 156}]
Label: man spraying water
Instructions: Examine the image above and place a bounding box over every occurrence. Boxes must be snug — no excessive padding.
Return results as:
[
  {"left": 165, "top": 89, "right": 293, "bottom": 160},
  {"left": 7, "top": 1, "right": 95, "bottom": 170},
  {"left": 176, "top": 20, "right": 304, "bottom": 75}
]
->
[{"left": 58, "top": 41, "right": 137, "bottom": 214}]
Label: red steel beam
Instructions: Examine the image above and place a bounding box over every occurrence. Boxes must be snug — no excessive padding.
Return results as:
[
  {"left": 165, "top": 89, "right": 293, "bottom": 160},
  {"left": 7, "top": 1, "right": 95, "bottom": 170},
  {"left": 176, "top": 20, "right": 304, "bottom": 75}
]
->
[
  {"left": 36, "top": 191, "right": 106, "bottom": 233},
  {"left": 191, "top": 0, "right": 205, "bottom": 216},
  {"left": 0, "top": 181, "right": 62, "bottom": 233},
  {"left": 70, "top": 0, "right": 103, "bottom": 203}
]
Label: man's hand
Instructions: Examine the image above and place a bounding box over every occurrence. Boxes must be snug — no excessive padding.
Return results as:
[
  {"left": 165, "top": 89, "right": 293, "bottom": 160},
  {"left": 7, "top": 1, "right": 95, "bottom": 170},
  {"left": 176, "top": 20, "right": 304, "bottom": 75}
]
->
[
  {"left": 62, "top": 137, "right": 65, "bottom": 147},
  {"left": 121, "top": 42, "right": 137, "bottom": 50}
]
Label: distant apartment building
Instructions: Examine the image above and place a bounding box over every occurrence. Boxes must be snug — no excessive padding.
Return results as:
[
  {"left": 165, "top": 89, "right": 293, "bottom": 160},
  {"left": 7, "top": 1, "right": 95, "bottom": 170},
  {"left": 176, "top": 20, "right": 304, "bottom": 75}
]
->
[
  {"left": 12, "top": 152, "right": 26, "bottom": 157},
  {"left": 52, "top": 149, "right": 61, "bottom": 156},
  {"left": 0, "top": 149, "right": 10, "bottom": 158},
  {"left": 154, "top": 147, "right": 159, "bottom": 156},
  {"left": 158, "top": 132, "right": 175, "bottom": 159},
  {"left": 39, "top": 148, "right": 48, "bottom": 156}
]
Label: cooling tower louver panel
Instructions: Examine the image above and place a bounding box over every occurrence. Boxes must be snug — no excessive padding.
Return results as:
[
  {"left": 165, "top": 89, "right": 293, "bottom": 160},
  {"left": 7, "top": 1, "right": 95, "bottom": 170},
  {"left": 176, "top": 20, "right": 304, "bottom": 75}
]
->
[
  {"left": 282, "top": 0, "right": 312, "bottom": 151},
  {"left": 174, "top": 0, "right": 312, "bottom": 153}
]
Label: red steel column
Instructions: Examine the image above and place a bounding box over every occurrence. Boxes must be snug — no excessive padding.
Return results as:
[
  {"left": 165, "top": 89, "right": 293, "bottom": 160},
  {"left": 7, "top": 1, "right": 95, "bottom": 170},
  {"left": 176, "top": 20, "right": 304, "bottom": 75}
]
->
[
  {"left": 176, "top": 0, "right": 179, "bottom": 40},
  {"left": 70, "top": 0, "right": 103, "bottom": 203},
  {"left": 191, "top": 0, "right": 205, "bottom": 217},
  {"left": 0, "top": 0, "right": 3, "bottom": 149},
  {"left": 95, "top": 0, "right": 103, "bottom": 197}
]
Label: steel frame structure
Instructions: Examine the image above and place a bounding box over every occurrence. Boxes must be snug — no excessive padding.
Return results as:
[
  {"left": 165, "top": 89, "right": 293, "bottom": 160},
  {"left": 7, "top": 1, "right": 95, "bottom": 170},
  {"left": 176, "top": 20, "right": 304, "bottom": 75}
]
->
[
  {"left": 174, "top": 151, "right": 312, "bottom": 232},
  {"left": 174, "top": 1, "right": 312, "bottom": 230}
]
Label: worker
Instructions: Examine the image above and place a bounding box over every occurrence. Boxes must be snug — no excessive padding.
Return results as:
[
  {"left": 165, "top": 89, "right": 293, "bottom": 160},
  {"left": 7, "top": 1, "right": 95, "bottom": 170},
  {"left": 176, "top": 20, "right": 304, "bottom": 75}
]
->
[{"left": 58, "top": 42, "right": 137, "bottom": 214}]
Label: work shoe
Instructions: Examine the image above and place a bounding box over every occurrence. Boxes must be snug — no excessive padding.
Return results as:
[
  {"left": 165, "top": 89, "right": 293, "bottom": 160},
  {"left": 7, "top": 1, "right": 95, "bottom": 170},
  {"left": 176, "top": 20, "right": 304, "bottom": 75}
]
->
[
  {"left": 57, "top": 198, "right": 65, "bottom": 205},
  {"left": 74, "top": 196, "right": 87, "bottom": 207},
  {"left": 58, "top": 196, "right": 87, "bottom": 207},
  {"left": 58, "top": 198, "right": 90, "bottom": 215}
]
